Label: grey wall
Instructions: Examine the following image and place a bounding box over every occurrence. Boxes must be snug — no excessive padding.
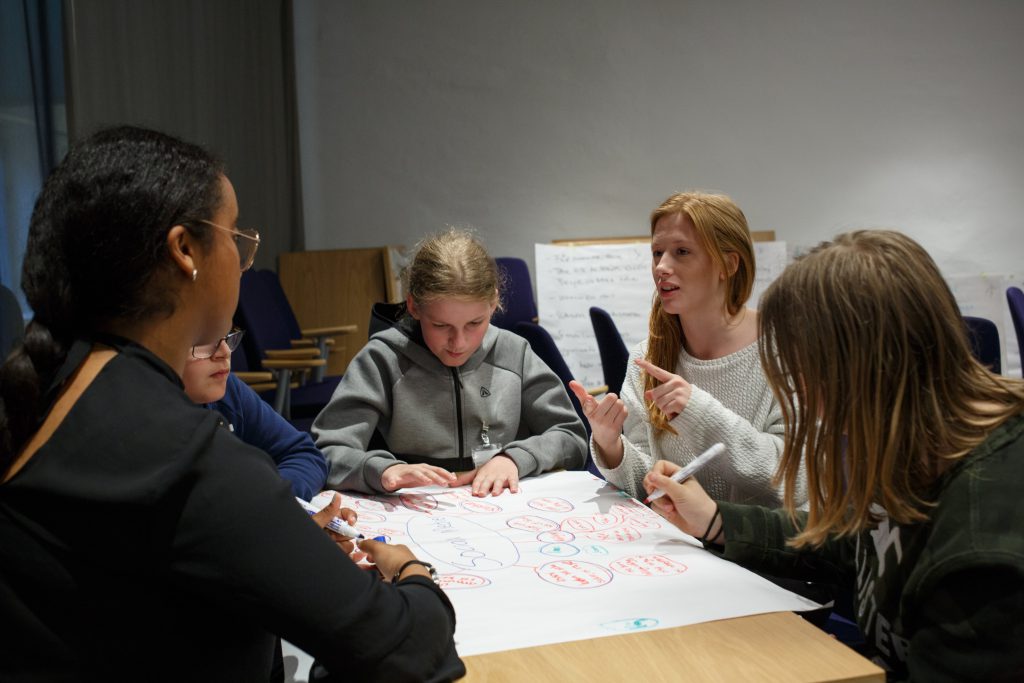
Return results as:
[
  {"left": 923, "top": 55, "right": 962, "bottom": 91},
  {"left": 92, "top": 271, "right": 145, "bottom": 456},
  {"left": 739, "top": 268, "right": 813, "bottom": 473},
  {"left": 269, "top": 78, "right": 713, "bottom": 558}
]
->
[
  {"left": 64, "top": 0, "right": 303, "bottom": 271},
  {"left": 293, "top": 0, "right": 1024, "bottom": 278}
]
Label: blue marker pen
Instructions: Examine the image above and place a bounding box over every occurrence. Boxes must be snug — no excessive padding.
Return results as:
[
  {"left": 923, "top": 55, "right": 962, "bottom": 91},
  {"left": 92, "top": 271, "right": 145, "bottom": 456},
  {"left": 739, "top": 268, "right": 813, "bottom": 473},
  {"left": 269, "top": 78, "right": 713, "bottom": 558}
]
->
[{"left": 295, "top": 497, "right": 366, "bottom": 539}]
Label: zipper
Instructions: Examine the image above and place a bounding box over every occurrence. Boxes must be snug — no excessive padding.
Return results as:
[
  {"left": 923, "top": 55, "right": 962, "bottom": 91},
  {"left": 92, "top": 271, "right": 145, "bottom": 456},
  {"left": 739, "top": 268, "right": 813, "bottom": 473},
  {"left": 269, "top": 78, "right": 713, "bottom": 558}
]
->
[{"left": 451, "top": 367, "right": 467, "bottom": 467}]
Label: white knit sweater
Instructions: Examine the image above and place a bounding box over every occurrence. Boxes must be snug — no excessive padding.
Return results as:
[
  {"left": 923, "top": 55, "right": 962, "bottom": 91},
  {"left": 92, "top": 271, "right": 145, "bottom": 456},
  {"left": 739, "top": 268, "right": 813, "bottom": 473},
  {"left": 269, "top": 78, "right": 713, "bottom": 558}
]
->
[{"left": 594, "top": 339, "right": 807, "bottom": 507}]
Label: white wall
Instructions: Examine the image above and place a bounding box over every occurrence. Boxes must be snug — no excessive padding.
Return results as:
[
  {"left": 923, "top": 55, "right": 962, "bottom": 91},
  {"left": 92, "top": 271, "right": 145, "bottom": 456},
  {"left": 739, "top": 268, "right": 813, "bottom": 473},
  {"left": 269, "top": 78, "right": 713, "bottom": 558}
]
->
[{"left": 293, "top": 0, "right": 1024, "bottom": 279}]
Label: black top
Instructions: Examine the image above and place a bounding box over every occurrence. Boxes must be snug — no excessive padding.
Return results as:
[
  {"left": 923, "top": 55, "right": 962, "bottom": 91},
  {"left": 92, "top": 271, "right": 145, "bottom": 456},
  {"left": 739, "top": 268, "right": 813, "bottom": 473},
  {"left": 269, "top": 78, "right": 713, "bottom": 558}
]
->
[{"left": 0, "top": 339, "right": 463, "bottom": 682}]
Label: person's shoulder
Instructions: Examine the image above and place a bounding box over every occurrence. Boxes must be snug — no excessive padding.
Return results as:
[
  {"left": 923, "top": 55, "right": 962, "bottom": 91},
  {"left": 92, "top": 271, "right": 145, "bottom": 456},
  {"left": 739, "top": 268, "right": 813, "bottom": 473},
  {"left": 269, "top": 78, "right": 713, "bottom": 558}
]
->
[
  {"left": 491, "top": 326, "right": 528, "bottom": 352},
  {"left": 484, "top": 326, "right": 530, "bottom": 372},
  {"left": 76, "top": 352, "right": 235, "bottom": 479},
  {"left": 931, "top": 414, "right": 1024, "bottom": 558}
]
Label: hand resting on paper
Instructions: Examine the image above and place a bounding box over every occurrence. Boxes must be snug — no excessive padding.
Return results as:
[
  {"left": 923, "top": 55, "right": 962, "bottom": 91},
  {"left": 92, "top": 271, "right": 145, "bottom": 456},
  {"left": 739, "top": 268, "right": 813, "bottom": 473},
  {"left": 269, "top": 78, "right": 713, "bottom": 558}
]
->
[
  {"left": 568, "top": 380, "right": 627, "bottom": 467},
  {"left": 381, "top": 463, "right": 458, "bottom": 492},
  {"left": 642, "top": 460, "right": 724, "bottom": 545},
  {"left": 451, "top": 454, "right": 520, "bottom": 497},
  {"left": 310, "top": 492, "right": 367, "bottom": 562}
]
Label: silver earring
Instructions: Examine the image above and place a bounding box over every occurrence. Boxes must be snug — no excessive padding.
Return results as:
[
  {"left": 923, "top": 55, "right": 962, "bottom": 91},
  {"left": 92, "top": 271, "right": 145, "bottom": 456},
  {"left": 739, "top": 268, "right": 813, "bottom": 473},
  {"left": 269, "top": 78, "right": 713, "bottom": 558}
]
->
[{"left": 192, "top": 269, "right": 198, "bottom": 282}]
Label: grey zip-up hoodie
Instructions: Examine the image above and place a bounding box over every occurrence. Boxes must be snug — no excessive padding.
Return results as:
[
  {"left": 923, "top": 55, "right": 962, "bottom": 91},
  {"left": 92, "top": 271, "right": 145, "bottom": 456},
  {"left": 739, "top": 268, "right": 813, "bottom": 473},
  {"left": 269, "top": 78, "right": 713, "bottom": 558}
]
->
[{"left": 313, "top": 315, "right": 588, "bottom": 494}]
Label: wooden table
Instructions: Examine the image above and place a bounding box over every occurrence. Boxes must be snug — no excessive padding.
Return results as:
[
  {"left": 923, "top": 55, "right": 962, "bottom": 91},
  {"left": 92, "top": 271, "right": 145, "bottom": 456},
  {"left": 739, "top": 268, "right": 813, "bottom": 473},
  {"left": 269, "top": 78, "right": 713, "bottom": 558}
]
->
[{"left": 459, "top": 611, "right": 884, "bottom": 682}]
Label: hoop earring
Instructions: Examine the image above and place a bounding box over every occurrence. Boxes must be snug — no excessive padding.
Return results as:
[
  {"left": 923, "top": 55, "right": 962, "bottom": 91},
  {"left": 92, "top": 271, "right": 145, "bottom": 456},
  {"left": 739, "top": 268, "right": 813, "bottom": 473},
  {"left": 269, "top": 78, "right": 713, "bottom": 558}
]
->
[{"left": 192, "top": 269, "right": 198, "bottom": 282}]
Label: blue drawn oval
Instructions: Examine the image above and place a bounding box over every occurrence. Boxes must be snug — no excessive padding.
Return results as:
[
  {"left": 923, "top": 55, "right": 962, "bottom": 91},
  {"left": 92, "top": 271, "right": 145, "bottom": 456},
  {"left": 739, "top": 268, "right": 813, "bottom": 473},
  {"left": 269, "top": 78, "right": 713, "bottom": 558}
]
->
[
  {"left": 540, "top": 543, "right": 580, "bottom": 557},
  {"left": 407, "top": 515, "right": 520, "bottom": 572}
]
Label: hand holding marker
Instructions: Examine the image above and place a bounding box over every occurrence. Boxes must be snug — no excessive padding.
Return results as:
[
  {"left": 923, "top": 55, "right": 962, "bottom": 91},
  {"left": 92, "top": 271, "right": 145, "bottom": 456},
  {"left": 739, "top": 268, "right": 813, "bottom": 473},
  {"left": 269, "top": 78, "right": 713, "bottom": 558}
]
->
[
  {"left": 644, "top": 443, "right": 726, "bottom": 504},
  {"left": 296, "top": 497, "right": 386, "bottom": 541}
]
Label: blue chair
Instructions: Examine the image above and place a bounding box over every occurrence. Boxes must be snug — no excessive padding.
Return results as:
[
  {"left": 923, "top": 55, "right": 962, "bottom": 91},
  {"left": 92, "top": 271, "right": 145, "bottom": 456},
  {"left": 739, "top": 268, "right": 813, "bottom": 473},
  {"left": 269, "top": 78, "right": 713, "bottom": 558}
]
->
[
  {"left": 1, "top": 284, "right": 25, "bottom": 360},
  {"left": 1007, "top": 287, "right": 1024, "bottom": 377},
  {"left": 513, "top": 321, "right": 602, "bottom": 477},
  {"left": 963, "top": 316, "right": 1001, "bottom": 374},
  {"left": 589, "top": 307, "right": 629, "bottom": 396},
  {"left": 234, "top": 270, "right": 351, "bottom": 419},
  {"left": 492, "top": 257, "right": 538, "bottom": 330}
]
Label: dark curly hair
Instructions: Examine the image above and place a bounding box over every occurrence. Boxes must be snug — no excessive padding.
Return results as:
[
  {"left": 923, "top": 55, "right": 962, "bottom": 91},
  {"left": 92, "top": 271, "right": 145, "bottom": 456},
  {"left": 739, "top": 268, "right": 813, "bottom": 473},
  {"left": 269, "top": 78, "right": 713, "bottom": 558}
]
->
[{"left": 0, "top": 125, "right": 224, "bottom": 468}]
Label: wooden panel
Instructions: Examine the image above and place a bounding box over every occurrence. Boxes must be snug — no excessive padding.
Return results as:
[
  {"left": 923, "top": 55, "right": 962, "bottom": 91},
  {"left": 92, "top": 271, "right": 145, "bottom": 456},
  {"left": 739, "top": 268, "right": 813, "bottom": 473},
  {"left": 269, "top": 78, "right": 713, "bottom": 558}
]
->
[
  {"left": 278, "top": 248, "right": 388, "bottom": 375},
  {"left": 459, "top": 611, "right": 883, "bottom": 683}
]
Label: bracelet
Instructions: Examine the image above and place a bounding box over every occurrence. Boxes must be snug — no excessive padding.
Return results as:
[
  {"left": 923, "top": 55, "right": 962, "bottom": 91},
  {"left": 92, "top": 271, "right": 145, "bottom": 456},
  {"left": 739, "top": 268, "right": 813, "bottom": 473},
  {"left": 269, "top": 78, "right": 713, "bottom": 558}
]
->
[
  {"left": 699, "top": 504, "right": 722, "bottom": 546},
  {"left": 392, "top": 559, "right": 439, "bottom": 584}
]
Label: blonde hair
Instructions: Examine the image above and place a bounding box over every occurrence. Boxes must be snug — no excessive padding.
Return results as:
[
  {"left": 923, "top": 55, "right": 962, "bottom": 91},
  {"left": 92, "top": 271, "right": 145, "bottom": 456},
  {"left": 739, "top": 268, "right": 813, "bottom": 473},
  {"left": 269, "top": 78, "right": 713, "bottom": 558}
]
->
[
  {"left": 644, "top": 191, "right": 756, "bottom": 434},
  {"left": 403, "top": 227, "right": 503, "bottom": 309},
  {"left": 758, "top": 230, "right": 1024, "bottom": 548}
]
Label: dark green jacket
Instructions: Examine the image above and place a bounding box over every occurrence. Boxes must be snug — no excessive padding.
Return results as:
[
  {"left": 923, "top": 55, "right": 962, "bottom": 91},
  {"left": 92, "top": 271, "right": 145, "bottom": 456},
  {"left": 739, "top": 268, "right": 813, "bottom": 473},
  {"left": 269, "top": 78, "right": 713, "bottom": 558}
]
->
[{"left": 717, "top": 414, "right": 1024, "bottom": 682}]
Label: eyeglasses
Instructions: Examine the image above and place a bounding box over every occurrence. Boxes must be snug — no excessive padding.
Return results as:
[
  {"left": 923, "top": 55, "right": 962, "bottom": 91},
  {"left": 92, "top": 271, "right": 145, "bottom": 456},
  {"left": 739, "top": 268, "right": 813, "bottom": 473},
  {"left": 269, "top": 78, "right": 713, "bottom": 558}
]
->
[
  {"left": 191, "top": 328, "right": 245, "bottom": 359},
  {"left": 201, "top": 220, "right": 261, "bottom": 272}
]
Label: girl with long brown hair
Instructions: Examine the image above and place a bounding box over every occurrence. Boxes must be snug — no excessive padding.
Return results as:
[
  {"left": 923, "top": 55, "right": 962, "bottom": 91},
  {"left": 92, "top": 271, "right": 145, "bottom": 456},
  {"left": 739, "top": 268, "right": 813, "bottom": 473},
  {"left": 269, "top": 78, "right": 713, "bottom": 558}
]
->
[
  {"left": 643, "top": 230, "right": 1024, "bottom": 679},
  {"left": 571, "top": 190, "right": 804, "bottom": 506}
]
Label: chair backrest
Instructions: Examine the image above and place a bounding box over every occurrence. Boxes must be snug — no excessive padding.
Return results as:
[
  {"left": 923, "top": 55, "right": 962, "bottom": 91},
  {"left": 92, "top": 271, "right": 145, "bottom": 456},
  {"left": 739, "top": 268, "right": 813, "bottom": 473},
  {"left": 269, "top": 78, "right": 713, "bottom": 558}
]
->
[
  {"left": 234, "top": 269, "right": 303, "bottom": 368},
  {"left": 1, "top": 284, "right": 26, "bottom": 359},
  {"left": 513, "top": 321, "right": 588, "bottom": 430},
  {"left": 1007, "top": 287, "right": 1024, "bottom": 377},
  {"left": 589, "top": 307, "right": 629, "bottom": 396},
  {"left": 513, "top": 321, "right": 601, "bottom": 477},
  {"left": 492, "top": 257, "right": 538, "bottom": 330},
  {"left": 963, "top": 315, "right": 1001, "bottom": 374},
  {"left": 368, "top": 301, "right": 406, "bottom": 340}
]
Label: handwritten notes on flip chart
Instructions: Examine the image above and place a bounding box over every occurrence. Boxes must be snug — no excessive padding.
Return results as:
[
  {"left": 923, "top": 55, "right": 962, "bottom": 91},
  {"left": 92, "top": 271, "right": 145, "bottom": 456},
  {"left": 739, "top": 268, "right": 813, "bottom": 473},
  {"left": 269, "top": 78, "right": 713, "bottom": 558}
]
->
[
  {"left": 535, "top": 241, "right": 789, "bottom": 388},
  {"left": 311, "top": 472, "right": 819, "bottom": 656}
]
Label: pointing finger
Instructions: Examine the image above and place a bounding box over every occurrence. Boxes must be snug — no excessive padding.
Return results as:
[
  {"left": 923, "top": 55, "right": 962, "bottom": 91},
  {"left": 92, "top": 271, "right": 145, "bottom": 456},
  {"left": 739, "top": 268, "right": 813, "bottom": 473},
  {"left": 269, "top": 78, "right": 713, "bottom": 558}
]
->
[{"left": 634, "top": 357, "right": 673, "bottom": 382}]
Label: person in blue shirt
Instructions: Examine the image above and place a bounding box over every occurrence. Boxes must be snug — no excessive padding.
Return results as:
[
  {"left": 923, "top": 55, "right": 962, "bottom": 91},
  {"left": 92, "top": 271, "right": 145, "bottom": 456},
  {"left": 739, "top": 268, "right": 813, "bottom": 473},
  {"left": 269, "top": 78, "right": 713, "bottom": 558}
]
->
[{"left": 182, "top": 328, "right": 328, "bottom": 500}]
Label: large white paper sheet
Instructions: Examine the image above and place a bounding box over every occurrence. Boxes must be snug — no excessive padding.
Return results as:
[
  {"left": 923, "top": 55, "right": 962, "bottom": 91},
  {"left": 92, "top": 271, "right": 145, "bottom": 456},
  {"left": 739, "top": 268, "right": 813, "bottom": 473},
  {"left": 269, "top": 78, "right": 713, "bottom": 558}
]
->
[{"left": 311, "top": 471, "right": 819, "bottom": 657}]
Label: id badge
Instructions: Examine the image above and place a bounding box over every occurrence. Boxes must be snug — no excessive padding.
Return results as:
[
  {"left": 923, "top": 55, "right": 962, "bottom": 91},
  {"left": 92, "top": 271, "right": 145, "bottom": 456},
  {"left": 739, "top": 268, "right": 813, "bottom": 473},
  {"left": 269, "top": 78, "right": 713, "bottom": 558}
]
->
[
  {"left": 473, "top": 421, "right": 502, "bottom": 467},
  {"left": 472, "top": 443, "right": 503, "bottom": 467}
]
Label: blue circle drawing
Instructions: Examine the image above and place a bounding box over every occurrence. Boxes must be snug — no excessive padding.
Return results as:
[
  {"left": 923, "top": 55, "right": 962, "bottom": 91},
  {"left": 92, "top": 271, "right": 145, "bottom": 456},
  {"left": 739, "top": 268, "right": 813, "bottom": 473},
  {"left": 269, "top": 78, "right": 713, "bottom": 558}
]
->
[{"left": 540, "top": 543, "right": 580, "bottom": 557}]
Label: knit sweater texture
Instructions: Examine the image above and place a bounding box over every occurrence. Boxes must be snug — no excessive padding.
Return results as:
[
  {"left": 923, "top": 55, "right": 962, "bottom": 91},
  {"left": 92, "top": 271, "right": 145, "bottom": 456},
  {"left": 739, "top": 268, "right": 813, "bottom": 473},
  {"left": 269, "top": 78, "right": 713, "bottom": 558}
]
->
[{"left": 595, "top": 339, "right": 806, "bottom": 506}]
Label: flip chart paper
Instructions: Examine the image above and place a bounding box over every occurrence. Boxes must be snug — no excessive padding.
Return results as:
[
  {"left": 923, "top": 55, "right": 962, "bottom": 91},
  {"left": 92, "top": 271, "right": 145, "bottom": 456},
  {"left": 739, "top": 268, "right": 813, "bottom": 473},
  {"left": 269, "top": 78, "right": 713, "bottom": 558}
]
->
[{"left": 312, "top": 471, "right": 819, "bottom": 656}]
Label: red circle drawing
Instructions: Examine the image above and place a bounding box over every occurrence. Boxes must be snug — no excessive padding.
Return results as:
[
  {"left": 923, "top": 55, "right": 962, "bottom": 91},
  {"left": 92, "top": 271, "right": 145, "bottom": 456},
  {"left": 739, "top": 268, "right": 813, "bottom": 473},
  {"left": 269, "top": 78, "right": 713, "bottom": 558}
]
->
[
  {"left": 537, "top": 530, "right": 576, "bottom": 543},
  {"left": 506, "top": 515, "right": 559, "bottom": 533},
  {"left": 561, "top": 517, "right": 596, "bottom": 533},
  {"left": 460, "top": 499, "right": 502, "bottom": 514},
  {"left": 438, "top": 574, "right": 492, "bottom": 590},
  {"left": 610, "top": 554, "right": 688, "bottom": 576},
  {"left": 353, "top": 511, "right": 386, "bottom": 523},
  {"left": 536, "top": 560, "right": 613, "bottom": 588},
  {"left": 355, "top": 499, "right": 387, "bottom": 512},
  {"left": 399, "top": 493, "right": 438, "bottom": 512},
  {"left": 528, "top": 497, "right": 574, "bottom": 513},
  {"left": 584, "top": 526, "right": 642, "bottom": 543}
]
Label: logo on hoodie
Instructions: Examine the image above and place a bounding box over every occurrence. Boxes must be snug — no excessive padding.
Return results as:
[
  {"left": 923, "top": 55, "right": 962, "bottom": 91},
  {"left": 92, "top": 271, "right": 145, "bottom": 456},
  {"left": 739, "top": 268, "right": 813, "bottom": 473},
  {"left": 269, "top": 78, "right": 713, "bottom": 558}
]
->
[{"left": 480, "top": 386, "right": 491, "bottom": 397}]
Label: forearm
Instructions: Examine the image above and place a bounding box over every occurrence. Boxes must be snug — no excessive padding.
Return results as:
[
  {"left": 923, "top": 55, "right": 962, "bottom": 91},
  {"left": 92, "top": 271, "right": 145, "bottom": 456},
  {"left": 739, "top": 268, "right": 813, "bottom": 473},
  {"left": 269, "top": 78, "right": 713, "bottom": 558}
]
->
[
  {"left": 595, "top": 435, "right": 652, "bottom": 500},
  {"left": 716, "top": 503, "right": 848, "bottom": 582}
]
